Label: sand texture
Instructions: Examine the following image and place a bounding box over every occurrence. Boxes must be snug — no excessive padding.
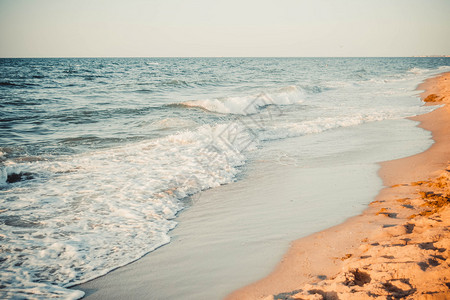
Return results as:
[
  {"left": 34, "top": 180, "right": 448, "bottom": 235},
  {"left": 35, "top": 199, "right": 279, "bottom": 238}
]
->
[{"left": 228, "top": 72, "right": 450, "bottom": 300}]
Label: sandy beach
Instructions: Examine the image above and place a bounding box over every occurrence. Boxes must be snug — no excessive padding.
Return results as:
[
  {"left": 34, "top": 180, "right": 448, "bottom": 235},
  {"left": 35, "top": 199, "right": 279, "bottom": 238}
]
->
[{"left": 228, "top": 72, "right": 450, "bottom": 300}]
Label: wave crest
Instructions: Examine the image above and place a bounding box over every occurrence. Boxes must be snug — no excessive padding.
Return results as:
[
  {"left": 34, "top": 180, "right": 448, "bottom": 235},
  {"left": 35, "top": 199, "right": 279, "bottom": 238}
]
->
[{"left": 177, "top": 86, "right": 304, "bottom": 115}]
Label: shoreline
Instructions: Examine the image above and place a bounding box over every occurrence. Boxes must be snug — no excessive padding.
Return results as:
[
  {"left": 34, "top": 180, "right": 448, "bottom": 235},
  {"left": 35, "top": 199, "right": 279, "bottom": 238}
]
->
[{"left": 227, "top": 72, "right": 450, "bottom": 299}]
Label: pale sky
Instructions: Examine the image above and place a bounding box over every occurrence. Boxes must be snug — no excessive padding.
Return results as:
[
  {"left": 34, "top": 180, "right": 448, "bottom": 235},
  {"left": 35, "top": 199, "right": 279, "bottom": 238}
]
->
[{"left": 0, "top": 0, "right": 449, "bottom": 57}]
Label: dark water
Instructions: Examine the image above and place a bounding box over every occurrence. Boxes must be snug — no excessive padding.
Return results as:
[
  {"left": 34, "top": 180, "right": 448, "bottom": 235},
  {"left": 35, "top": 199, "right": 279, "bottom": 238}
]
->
[{"left": 2, "top": 57, "right": 449, "bottom": 157}]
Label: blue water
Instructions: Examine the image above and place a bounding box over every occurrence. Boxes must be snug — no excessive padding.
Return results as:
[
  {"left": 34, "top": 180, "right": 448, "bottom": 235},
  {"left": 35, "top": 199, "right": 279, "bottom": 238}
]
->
[{"left": 1, "top": 57, "right": 449, "bottom": 299}]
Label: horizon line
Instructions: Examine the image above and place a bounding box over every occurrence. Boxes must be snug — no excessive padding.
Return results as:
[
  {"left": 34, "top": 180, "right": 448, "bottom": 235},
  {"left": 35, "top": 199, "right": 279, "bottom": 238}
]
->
[{"left": 1, "top": 55, "right": 450, "bottom": 59}]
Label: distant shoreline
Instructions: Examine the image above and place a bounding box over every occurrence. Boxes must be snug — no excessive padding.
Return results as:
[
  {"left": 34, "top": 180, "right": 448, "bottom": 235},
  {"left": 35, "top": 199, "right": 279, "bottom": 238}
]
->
[{"left": 413, "top": 55, "right": 450, "bottom": 58}]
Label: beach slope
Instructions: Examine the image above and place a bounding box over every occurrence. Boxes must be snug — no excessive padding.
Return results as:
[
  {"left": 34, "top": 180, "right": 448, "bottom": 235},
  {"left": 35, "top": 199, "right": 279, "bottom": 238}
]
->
[{"left": 227, "top": 72, "right": 450, "bottom": 300}]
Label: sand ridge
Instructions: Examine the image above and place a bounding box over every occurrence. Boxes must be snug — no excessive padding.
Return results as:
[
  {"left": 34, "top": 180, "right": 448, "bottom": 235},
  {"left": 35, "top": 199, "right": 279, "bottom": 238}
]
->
[{"left": 227, "top": 72, "right": 450, "bottom": 300}]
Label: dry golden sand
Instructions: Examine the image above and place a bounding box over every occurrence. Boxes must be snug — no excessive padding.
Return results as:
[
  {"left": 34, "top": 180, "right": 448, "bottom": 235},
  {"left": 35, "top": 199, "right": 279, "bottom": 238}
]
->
[{"left": 227, "top": 73, "right": 450, "bottom": 300}]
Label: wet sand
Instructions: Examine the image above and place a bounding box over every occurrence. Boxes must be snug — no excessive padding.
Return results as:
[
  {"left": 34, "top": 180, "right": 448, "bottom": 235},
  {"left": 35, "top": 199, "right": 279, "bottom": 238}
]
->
[{"left": 227, "top": 72, "right": 450, "bottom": 300}]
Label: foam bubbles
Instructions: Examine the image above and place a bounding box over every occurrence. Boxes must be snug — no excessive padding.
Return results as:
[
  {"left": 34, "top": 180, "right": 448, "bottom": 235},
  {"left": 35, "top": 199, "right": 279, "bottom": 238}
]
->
[{"left": 0, "top": 123, "right": 253, "bottom": 298}]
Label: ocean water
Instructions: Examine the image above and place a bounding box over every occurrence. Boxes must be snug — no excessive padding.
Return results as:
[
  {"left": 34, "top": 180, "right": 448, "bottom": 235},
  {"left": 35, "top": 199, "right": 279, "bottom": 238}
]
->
[{"left": 1, "top": 57, "right": 449, "bottom": 299}]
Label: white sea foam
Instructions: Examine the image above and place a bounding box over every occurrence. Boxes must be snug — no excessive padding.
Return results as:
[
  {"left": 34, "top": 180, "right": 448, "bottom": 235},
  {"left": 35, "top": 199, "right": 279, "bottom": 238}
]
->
[
  {"left": 180, "top": 86, "right": 304, "bottom": 115},
  {"left": 408, "top": 65, "right": 450, "bottom": 76},
  {"left": 257, "top": 106, "right": 436, "bottom": 141},
  {"left": 0, "top": 123, "right": 255, "bottom": 299},
  {"left": 408, "top": 67, "right": 429, "bottom": 74}
]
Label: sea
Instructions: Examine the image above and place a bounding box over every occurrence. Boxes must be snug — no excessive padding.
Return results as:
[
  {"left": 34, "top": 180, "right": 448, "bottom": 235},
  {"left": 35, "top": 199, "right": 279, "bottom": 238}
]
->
[{"left": 1, "top": 57, "right": 449, "bottom": 299}]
